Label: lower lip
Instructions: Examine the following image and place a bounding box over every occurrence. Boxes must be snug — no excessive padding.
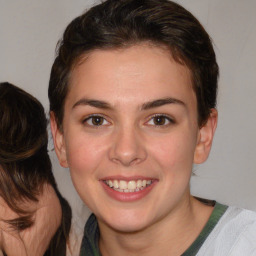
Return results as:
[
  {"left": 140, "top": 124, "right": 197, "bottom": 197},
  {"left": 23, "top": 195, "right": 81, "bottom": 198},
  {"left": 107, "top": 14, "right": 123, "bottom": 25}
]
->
[{"left": 101, "top": 181, "right": 157, "bottom": 202}]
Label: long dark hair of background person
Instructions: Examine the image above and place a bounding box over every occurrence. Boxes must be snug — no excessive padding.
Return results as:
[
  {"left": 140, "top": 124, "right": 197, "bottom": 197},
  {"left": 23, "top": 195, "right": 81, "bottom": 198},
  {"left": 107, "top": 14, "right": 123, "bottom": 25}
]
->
[{"left": 0, "top": 82, "right": 71, "bottom": 255}]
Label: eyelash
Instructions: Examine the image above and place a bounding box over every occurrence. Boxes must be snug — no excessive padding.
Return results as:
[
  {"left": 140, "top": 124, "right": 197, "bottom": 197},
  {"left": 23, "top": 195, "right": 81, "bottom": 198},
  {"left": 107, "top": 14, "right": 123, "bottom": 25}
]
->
[
  {"left": 82, "top": 114, "right": 175, "bottom": 128},
  {"left": 146, "top": 114, "right": 175, "bottom": 127},
  {"left": 82, "top": 114, "right": 110, "bottom": 127}
]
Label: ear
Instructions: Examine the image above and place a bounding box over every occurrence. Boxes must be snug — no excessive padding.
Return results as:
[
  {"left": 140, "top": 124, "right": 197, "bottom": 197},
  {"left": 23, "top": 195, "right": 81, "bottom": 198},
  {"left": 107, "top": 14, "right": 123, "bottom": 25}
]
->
[
  {"left": 194, "top": 109, "right": 218, "bottom": 164},
  {"left": 50, "top": 112, "right": 69, "bottom": 168}
]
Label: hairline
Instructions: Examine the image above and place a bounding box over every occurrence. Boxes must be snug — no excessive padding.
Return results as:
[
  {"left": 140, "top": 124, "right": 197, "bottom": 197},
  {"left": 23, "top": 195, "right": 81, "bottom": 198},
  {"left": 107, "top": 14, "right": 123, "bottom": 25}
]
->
[{"left": 56, "top": 41, "right": 197, "bottom": 130}]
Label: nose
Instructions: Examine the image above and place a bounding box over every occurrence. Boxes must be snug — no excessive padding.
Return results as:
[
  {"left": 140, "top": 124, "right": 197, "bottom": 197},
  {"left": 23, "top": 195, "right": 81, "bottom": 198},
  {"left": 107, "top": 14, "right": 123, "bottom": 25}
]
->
[{"left": 109, "top": 126, "right": 147, "bottom": 166}]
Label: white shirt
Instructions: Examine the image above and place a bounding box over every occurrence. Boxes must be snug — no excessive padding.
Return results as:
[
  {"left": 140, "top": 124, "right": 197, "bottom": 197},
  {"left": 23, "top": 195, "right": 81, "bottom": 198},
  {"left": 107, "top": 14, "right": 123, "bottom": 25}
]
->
[{"left": 197, "top": 206, "right": 256, "bottom": 255}]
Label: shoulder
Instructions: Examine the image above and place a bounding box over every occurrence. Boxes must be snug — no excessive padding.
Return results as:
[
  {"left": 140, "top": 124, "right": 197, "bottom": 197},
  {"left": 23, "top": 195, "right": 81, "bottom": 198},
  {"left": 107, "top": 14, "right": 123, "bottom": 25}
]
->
[{"left": 198, "top": 205, "right": 256, "bottom": 256}]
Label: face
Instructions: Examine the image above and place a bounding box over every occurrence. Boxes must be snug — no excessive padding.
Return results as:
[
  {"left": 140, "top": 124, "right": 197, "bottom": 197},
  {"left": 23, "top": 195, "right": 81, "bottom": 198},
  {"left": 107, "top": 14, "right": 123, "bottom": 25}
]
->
[{"left": 51, "top": 44, "right": 216, "bottom": 233}]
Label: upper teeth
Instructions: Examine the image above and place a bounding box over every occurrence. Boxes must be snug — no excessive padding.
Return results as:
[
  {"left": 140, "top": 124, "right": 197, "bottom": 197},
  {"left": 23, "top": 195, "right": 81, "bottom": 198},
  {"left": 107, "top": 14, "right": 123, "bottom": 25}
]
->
[{"left": 105, "top": 179, "right": 152, "bottom": 192}]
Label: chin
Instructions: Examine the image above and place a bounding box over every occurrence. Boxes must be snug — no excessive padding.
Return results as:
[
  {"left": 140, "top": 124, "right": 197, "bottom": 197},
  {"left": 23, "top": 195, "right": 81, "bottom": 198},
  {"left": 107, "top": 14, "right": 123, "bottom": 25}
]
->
[
  {"left": 101, "top": 210, "right": 153, "bottom": 233},
  {"left": 109, "top": 221, "right": 149, "bottom": 233}
]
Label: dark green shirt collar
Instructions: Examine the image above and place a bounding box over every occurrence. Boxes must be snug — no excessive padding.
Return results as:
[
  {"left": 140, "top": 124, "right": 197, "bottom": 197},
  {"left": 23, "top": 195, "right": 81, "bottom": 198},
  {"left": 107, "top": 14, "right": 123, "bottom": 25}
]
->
[{"left": 80, "top": 201, "right": 228, "bottom": 256}]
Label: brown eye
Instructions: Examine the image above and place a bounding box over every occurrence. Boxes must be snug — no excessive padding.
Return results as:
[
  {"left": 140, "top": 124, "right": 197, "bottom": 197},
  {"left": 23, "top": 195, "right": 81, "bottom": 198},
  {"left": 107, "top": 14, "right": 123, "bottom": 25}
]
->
[
  {"left": 147, "top": 115, "right": 174, "bottom": 126},
  {"left": 91, "top": 116, "right": 104, "bottom": 125},
  {"left": 153, "top": 116, "right": 167, "bottom": 125},
  {"left": 84, "top": 115, "right": 109, "bottom": 126}
]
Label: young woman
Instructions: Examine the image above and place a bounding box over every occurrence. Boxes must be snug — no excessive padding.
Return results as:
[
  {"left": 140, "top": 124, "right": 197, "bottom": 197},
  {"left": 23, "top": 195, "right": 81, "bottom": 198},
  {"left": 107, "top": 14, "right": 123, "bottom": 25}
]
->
[
  {"left": 0, "top": 82, "right": 71, "bottom": 255},
  {"left": 49, "top": 0, "right": 256, "bottom": 255}
]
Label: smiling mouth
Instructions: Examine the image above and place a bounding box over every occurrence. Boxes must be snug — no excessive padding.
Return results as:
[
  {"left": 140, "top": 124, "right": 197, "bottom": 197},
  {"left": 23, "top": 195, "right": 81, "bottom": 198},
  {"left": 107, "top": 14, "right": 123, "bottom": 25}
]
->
[{"left": 103, "top": 179, "right": 153, "bottom": 193}]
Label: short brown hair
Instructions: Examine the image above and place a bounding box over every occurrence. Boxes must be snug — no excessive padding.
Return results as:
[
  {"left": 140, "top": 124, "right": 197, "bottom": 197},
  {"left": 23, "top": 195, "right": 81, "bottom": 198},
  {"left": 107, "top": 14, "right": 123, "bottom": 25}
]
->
[{"left": 49, "top": 0, "right": 218, "bottom": 128}]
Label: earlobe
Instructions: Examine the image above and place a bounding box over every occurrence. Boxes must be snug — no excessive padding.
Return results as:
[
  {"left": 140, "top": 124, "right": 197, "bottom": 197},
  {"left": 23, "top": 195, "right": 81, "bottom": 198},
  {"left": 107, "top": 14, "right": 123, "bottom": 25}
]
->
[
  {"left": 194, "top": 109, "right": 218, "bottom": 164},
  {"left": 50, "top": 112, "right": 69, "bottom": 168}
]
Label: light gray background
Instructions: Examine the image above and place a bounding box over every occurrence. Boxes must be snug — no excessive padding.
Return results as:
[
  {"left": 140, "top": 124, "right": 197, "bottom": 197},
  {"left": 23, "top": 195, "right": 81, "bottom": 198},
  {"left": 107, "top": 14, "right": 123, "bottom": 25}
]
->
[{"left": 1, "top": 0, "right": 256, "bottom": 245}]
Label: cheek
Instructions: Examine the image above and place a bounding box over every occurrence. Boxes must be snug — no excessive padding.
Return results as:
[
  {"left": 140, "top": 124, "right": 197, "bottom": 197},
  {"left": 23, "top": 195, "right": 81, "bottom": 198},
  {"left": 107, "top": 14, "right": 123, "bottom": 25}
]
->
[
  {"left": 149, "top": 132, "right": 197, "bottom": 174},
  {"left": 64, "top": 137, "right": 103, "bottom": 205},
  {"left": 64, "top": 135, "right": 110, "bottom": 201},
  {"left": 65, "top": 135, "right": 105, "bottom": 173}
]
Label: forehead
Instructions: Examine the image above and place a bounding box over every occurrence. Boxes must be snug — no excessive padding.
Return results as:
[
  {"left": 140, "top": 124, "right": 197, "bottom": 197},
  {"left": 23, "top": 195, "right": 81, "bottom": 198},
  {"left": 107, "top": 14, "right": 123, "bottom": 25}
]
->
[{"left": 67, "top": 44, "right": 195, "bottom": 108}]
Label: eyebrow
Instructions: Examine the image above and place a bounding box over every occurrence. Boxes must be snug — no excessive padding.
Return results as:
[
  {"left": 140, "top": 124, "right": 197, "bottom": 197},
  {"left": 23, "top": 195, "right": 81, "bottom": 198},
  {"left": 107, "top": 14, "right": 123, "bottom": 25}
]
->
[
  {"left": 72, "top": 97, "right": 185, "bottom": 110},
  {"left": 141, "top": 97, "right": 185, "bottom": 110},
  {"left": 72, "top": 99, "right": 112, "bottom": 110}
]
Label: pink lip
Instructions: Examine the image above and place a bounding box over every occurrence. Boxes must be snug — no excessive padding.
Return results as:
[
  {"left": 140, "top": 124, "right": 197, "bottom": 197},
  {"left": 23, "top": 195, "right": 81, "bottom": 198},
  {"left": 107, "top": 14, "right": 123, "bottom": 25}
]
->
[{"left": 100, "top": 179, "right": 158, "bottom": 202}]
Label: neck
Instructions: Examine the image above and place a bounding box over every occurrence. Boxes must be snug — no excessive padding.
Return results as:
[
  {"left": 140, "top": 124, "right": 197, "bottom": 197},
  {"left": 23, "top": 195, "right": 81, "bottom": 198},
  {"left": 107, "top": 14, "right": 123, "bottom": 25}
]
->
[{"left": 98, "top": 194, "right": 214, "bottom": 256}]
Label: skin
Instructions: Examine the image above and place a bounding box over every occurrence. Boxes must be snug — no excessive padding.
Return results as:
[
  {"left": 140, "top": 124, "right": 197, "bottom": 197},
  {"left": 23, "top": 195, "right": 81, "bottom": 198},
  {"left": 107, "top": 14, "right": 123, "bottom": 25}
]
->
[
  {"left": 0, "top": 184, "right": 62, "bottom": 256},
  {"left": 51, "top": 44, "right": 217, "bottom": 255}
]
